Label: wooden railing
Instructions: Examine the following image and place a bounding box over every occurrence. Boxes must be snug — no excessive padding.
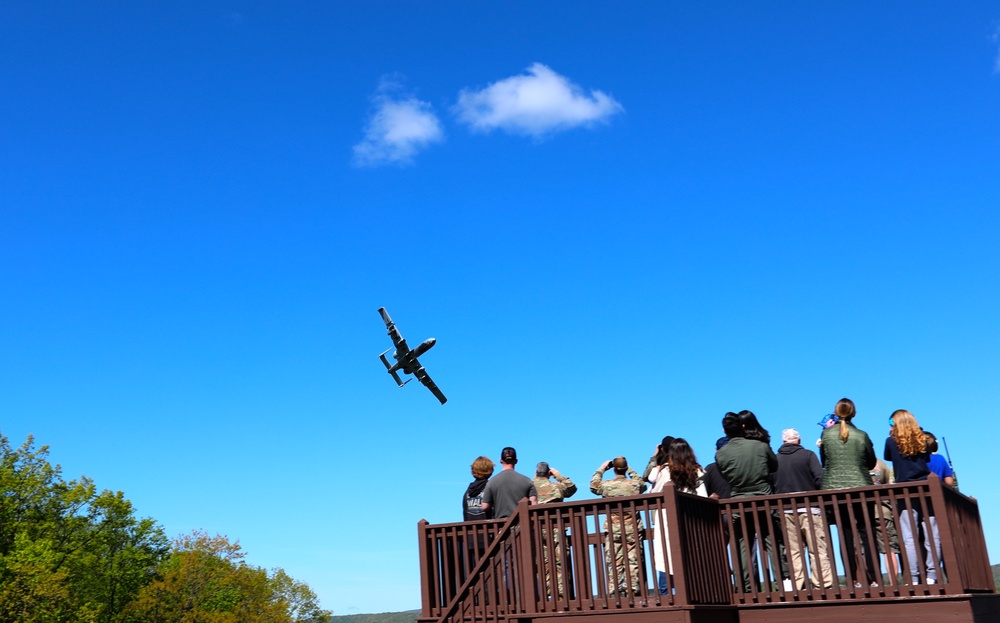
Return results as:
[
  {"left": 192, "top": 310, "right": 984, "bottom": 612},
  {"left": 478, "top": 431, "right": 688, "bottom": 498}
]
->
[
  {"left": 720, "top": 474, "right": 993, "bottom": 605},
  {"left": 418, "top": 474, "right": 993, "bottom": 623}
]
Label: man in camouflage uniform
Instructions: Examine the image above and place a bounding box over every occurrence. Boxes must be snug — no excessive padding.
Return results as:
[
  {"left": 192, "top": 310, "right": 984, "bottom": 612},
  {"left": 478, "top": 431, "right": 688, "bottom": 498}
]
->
[
  {"left": 590, "top": 457, "right": 647, "bottom": 596},
  {"left": 870, "top": 458, "right": 901, "bottom": 582},
  {"left": 533, "top": 462, "right": 577, "bottom": 598}
]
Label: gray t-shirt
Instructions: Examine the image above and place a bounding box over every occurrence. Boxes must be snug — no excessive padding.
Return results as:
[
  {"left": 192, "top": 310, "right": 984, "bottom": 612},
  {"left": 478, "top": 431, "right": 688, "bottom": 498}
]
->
[{"left": 482, "top": 469, "right": 537, "bottom": 519}]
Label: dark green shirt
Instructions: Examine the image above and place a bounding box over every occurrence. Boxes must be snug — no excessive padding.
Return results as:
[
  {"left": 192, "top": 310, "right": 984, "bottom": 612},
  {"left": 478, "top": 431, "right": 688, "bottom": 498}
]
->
[{"left": 715, "top": 438, "right": 777, "bottom": 498}]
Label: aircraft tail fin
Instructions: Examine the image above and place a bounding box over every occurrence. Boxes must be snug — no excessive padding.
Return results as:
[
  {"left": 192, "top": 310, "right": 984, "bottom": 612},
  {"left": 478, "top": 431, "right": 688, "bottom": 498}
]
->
[{"left": 380, "top": 349, "right": 409, "bottom": 387}]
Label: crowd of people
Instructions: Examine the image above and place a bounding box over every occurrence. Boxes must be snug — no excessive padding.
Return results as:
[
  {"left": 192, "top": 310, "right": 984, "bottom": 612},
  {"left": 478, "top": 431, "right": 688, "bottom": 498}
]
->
[{"left": 462, "top": 398, "right": 957, "bottom": 595}]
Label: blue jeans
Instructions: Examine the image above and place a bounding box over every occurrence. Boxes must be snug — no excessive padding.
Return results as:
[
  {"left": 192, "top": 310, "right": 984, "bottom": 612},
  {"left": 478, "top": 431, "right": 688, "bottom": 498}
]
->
[{"left": 657, "top": 571, "right": 675, "bottom": 595}]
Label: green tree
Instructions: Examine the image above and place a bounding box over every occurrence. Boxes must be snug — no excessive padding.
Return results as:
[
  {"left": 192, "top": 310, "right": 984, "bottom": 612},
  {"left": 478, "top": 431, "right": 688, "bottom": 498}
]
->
[
  {"left": 0, "top": 533, "right": 76, "bottom": 623},
  {"left": 269, "top": 567, "right": 333, "bottom": 623},
  {"left": 122, "top": 531, "right": 331, "bottom": 623},
  {"left": 0, "top": 433, "right": 169, "bottom": 622}
]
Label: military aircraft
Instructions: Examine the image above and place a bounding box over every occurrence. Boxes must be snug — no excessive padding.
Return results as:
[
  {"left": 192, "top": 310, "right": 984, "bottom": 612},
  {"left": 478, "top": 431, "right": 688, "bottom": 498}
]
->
[{"left": 377, "top": 307, "right": 447, "bottom": 404}]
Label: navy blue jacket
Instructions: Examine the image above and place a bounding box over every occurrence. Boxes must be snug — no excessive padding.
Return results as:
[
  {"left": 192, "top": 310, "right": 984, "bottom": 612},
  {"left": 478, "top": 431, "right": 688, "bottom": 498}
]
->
[{"left": 775, "top": 443, "right": 823, "bottom": 494}]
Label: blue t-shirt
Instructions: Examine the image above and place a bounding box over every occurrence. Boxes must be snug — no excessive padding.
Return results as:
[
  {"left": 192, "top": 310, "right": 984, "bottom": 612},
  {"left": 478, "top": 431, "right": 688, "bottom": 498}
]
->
[{"left": 928, "top": 453, "right": 954, "bottom": 480}]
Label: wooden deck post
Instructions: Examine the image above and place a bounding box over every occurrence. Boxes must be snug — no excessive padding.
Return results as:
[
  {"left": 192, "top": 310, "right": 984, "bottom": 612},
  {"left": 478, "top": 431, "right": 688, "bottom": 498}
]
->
[
  {"left": 516, "top": 498, "right": 534, "bottom": 615},
  {"left": 418, "top": 519, "right": 433, "bottom": 618}
]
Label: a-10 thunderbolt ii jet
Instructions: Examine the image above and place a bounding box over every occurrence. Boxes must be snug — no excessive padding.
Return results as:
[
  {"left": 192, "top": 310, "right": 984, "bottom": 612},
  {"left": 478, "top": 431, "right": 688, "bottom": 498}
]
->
[{"left": 377, "top": 307, "right": 447, "bottom": 404}]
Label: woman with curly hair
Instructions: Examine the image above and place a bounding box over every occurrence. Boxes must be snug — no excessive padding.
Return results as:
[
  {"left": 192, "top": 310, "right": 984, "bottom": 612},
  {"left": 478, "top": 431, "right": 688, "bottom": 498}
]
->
[
  {"left": 648, "top": 438, "right": 706, "bottom": 594},
  {"left": 884, "top": 410, "right": 930, "bottom": 482},
  {"left": 884, "top": 409, "right": 940, "bottom": 585},
  {"left": 463, "top": 456, "right": 495, "bottom": 521}
]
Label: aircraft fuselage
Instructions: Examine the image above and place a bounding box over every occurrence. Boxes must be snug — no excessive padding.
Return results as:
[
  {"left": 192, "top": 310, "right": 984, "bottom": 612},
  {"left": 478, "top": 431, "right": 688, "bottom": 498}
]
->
[{"left": 388, "top": 338, "right": 436, "bottom": 375}]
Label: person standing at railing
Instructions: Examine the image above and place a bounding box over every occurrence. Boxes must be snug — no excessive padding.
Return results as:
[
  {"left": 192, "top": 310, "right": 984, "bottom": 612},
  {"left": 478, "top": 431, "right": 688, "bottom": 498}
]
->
[
  {"left": 922, "top": 432, "right": 955, "bottom": 488},
  {"left": 775, "top": 428, "right": 834, "bottom": 590},
  {"left": 737, "top": 409, "right": 792, "bottom": 589},
  {"left": 482, "top": 447, "right": 537, "bottom": 519},
  {"left": 704, "top": 437, "right": 734, "bottom": 499},
  {"left": 533, "top": 462, "right": 577, "bottom": 598},
  {"left": 820, "top": 397, "right": 880, "bottom": 588},
  {"left": 884, "top": 410, "right": 942, "bottom": 585},
  {"left": 648, "top": 438, "right": 706, "bottom": 595},
  {"left": 590, "top": 456, "right": 647, "bottom": 596},
  {"left": 464, "top": 456, "right": 496, "bottom": 521},
  {"left": 869, "top": 458, "right": 901, "bottom": 583},
  {"left": 534, "top": 462, "right": 578, "bottom": 504},
  {"left": 642, "top": 436, "right": 675, "bottom": 483},
  {"left": 459, "top": 456, "right": 497, "bottom": 594},
  {"left": 716, "top": 411, "right": 784, "bottom": 592},
  {"left": 704, "top": 436, "right": 748, "bottom": 583}
]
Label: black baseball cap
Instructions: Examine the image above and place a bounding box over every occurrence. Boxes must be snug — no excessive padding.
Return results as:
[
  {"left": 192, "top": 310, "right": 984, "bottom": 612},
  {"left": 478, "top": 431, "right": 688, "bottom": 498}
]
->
[{"left": 501, "top": 447, "right": 517, "bottom": 464}]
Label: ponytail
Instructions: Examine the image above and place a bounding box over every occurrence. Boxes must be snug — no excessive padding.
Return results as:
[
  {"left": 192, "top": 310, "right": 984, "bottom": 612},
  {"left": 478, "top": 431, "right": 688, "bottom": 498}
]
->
[{"left": 834, "top": 398, "right": 857, "bottom": 444}]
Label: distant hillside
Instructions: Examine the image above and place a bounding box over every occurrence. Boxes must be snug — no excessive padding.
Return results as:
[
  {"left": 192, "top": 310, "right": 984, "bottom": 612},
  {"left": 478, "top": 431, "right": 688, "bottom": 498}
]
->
[
  {"left": 332, "top": 570, "right": 1000, "bottom": 621},
  {"left": 331, "top": 611, "right": 419, "bottom": 623}
]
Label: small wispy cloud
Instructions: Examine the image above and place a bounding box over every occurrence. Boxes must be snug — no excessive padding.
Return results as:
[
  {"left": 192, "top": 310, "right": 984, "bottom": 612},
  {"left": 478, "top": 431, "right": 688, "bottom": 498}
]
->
[
  {"left": 222, "top": 11, "right": 247, "bottom": 28},
  {"left": 993, "top": 25, "right": 1000, "bottom": 73},
  {"left": 453, "top": 63, "right": 624, "bottom": 137},
  {"left": 353, "top": 78, "right": 444, "bottom": 167}
]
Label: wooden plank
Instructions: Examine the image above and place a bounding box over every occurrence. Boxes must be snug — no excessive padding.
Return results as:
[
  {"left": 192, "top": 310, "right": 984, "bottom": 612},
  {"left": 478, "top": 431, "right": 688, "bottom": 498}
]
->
[{"left": 736, "top": 596, "right": 1000, "bottom": 623}]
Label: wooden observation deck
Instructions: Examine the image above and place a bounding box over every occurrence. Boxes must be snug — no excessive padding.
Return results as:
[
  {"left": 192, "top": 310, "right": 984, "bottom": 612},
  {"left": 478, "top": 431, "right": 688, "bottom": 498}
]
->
[{"left": 418, "top": 475, "right": 999, "bottom": 623}]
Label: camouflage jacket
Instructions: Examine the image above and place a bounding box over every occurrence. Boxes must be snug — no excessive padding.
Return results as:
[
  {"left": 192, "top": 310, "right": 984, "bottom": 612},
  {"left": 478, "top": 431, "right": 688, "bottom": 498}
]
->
[
  {"left": 533, "top": 476, "right": 578, "bottom": 504},
  {"left": 590, "top": 468, "right": 647, "bottom": 498}
]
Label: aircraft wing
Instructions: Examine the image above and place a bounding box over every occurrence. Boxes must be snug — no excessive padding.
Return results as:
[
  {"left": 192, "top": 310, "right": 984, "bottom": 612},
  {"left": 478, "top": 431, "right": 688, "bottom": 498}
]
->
[
  {"left": 414, "top": 366, "right": 447, "bottom": 405},
  {"left": 378, "top": 307, "right": 407, "bottom": 350}
]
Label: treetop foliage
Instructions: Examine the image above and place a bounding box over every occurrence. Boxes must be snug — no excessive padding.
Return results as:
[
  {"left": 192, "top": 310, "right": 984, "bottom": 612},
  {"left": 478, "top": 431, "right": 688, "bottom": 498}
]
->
[{"left": 0, "top": 432, "right": 331, "bottom": 623}]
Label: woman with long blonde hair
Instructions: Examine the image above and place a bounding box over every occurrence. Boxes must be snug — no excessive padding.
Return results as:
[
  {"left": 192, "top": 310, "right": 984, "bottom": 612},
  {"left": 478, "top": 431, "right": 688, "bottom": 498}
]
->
[{"left": 884, "top": 409, "right": 940, "bottom": 585}]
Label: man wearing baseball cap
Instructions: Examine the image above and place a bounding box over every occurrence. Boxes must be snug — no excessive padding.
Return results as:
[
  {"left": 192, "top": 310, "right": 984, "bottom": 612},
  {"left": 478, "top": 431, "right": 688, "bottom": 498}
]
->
[
  {"left": 590, "top": 456, "right": 647, "bottom": 596},
  {"left": 481, "top": 447, "right": 537, "bottom": 519},
  {"left": 533, "top": 461, "right": 577, "bottom": 598}
]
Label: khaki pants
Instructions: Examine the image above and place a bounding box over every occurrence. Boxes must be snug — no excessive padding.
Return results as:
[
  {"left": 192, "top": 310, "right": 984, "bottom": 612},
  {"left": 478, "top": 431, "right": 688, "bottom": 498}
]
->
[{"left": 782, "top": 510, "right": 833, "bottom": 589}]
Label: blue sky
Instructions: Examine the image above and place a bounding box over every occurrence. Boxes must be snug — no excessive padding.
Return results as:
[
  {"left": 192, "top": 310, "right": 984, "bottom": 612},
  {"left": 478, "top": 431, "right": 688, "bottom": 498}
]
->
[{"left": 2, "top": 1, "right": 1000, "bottom": 614}]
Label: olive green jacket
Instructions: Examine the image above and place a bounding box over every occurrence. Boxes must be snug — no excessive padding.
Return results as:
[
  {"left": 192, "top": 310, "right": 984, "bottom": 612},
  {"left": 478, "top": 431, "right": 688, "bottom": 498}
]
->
[
  {"left": 715, "top": 438, "right": 778, "bottom": 498},
  {"left": 820, "top": 423, "right": 877, "bottom": 490}
]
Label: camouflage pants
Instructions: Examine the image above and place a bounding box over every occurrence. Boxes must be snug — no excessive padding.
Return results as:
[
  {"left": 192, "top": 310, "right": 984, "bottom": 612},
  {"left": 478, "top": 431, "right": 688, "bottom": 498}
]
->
[
  {"left": 874, "top": 500, "right": 900, "bottom": 554},
  {"left": 540, "top": 528, "right": 566, "bottom": 598},
  {"left": 604, "top": 515, "right": 642, "bottom": 595}
]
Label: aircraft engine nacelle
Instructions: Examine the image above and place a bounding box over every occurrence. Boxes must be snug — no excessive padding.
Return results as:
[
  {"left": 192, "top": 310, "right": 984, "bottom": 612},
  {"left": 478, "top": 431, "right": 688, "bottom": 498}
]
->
[{"left": 413, "top": 338, "right": 436, "bottom": 358}]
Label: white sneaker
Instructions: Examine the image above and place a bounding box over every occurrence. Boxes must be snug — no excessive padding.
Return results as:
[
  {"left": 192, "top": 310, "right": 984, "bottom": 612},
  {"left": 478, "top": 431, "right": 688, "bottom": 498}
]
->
[
  {"left": 782, "top": 579, "right": 794, "bottom": 591},
  {"left": 927, "top": 578, "right": 937, "bottom": 585}
]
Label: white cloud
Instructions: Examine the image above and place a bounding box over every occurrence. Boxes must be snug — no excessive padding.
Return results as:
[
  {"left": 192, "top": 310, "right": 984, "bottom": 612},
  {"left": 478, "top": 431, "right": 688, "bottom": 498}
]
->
[
  {"left": 453, "top": 63, "right": 623, "bottom": 137},
  {"left": 994, "top": 26, "right": 1000, "bottom": 73},
  {"left": 353, "top": 80, "right": 444, "bottom": 167}
]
